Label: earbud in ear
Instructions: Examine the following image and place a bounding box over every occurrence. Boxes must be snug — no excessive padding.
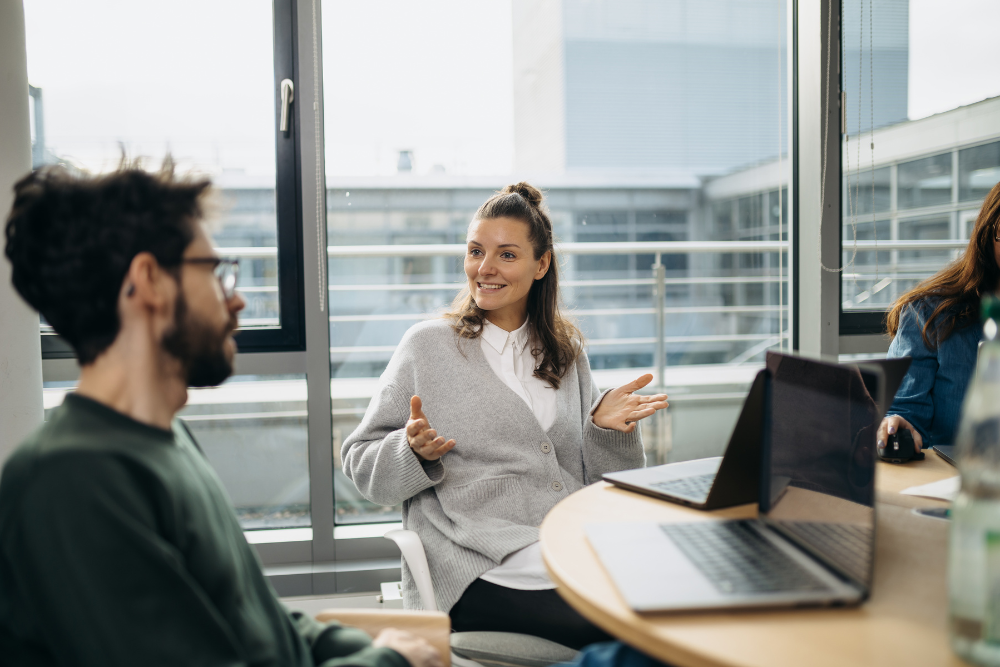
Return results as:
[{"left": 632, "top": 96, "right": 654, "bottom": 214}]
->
[{"left": 126, "top": 284, "right": 135, "bottom": 297}]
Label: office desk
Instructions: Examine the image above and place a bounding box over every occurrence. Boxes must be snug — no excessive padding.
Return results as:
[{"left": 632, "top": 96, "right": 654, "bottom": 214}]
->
[{"left": 540, "top": 454, "right": 966, "bottom": 667}]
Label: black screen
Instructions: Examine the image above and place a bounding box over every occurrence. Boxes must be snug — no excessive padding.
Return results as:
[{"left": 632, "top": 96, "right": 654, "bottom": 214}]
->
[{"left": 760, "top": 352, "right": 880, "bottom": 587}]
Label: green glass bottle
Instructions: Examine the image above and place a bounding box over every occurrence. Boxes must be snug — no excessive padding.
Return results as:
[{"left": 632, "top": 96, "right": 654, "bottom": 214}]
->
[{"left": 950, "top": 295, "right": 1000, "bottom": 665}]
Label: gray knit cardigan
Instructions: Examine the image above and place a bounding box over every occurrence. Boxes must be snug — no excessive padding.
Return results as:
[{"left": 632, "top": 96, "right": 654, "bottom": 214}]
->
[{"left": 341, "top": 319, "right": 645, "bottom": 612}]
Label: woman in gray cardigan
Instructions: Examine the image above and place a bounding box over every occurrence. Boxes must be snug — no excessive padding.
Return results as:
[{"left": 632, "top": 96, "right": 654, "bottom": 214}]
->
[{"left": 342, "top": 183, "right": 668, "bottom": 649}]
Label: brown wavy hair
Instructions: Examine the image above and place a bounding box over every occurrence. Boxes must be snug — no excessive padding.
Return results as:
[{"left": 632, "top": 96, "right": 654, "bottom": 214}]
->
[
  {"left": 446, "top": 182, "right": 582, "bottom": 389},
  {"left": 886, "top": 179, "right": 1000, "bottom": 348}
]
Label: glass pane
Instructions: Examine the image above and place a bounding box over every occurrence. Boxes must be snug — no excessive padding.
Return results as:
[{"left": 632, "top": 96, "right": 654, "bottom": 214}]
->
[
  {"left": 846, "top": 168, "right": 891, "bottom": 215},
  {"left": 23, "top": 1, "right": 281, "bottom": 330},
  {"left": 842, "top": 219, "right": 891, "bottom": 309},
  {"left": 898, "top": 154, "right": 952, "bottom": 210},
  {"left": 840, "top": 0, "right": 1000, "bottom": 313},
  {"left": 43, "top": 375, "right": 310, "bottom": 531},
  {"left": 898, "top": 215, "right": 953, "bottom": 264},
  {"left": 324, "top": 0, "right": 791, "bottom": 521},
  {"left": 959, "top": 141, "right": 1000, "bottom": 204}
]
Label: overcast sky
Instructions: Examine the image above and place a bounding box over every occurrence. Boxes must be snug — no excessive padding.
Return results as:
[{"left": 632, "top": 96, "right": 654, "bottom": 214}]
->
[
  {"left": 908, "top": 0, "right": 1000, "bottom": 120},
  {"left": 22, "top": 0, "right": 1000, "bottom": 178}
]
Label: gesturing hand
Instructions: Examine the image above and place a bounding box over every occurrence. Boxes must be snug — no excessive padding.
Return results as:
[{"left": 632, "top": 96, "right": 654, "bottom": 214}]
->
[
  {"left": 406, "top": 396, "right": 456, "bottom": 461},
  {"left": 592, "top": 373, "right": 669, "bottom": 433},
  {"left": 373, "top": 628, "right": 444, "bottom": 667}
]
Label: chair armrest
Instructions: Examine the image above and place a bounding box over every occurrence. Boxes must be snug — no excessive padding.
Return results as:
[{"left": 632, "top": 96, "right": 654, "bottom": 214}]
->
[
  {"left": 315, "top": 609, "right": 451, "bottom": 667},
  {"left": 385, "top": 529, "right": 438, "bottom": 611}
]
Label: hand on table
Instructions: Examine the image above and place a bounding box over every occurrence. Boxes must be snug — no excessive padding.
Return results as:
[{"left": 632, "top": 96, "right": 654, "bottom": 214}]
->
[
  {"left": 592, "top": 373, "right": 669, "bottom": 433},
  {"left": 877, "top": 415, "right": 923, "bottom": 455},
  {"left": 406, "top": 396, "right": 456, "bottom": 461},
  {"left": 373, "top": 628, "right": 444, "bottom": 667}
]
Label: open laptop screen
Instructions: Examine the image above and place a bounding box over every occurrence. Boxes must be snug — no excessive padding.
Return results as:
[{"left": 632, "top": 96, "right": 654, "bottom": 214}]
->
[{"left": 761, "top": 353, "right": 880, "bottom": 588}]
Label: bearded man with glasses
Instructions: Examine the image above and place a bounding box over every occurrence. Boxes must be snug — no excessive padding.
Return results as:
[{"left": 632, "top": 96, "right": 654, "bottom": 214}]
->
[{"left": 0, "top": 163, "right": 442, "bottom": 667}]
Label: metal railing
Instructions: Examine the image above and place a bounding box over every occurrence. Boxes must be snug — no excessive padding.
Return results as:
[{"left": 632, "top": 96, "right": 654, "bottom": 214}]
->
[
  {"left": 228, "top": 241, "right": 793, "bottom": 389},
  {"left": 222, "top": 238, "right": 969, "bottom": 259},
  {"left": 224, "top": 240, "right": 788, "bottom": 259},
  {"left": 220, "top": 238, "right": 970, "bottom": 385}
]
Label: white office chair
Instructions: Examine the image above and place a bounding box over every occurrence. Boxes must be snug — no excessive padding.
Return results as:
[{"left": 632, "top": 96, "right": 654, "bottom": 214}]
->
[{"left": 385, "top": 530, "right": 579, "bottom": 667}]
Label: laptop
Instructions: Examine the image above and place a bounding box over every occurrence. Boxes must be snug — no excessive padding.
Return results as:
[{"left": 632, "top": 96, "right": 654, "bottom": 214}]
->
[
  {"left": 600, "top": 355, "right": 908, "bottom": 511},
  {"left": 852, "top": 356, "right": 911, "bottom": 417},
  {"left": 586, "top": 352, "right": 883, "bottom": 613},
  {"left": 934, "top": 445, "right": 958, "bottom": 467},
  {"left": 601, "top": 370, "right": 767, "bottom": 509}
]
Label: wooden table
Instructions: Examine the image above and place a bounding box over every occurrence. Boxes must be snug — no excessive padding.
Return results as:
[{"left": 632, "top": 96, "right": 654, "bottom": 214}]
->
[{"left": 540, "top": 452, "right": 969, "bottom": 667}]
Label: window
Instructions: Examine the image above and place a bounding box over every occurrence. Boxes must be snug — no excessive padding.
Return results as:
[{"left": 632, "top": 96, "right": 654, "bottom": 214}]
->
[
  {"left": 29, "top": 1, "right": 311, "bottom": 539},
  {"left": 839, "top": 0, "right": 1000, "bottom": 332},
  {"left": 322, "top": 0, "right": 790, "bottom": 522},
  {"left": 24, "top": 0, "right": 304, "bottom": 355},
  {"left": 42, "top": 374, "right": 311, "bottom": 529},
  {"left": 960, "top": 141, "right": 1000, "bottom": 204},
  {"left": 898, "top": 154, "right": 952, "bottom": 211},
  {"left": 31, "top": 1, "right": 795, "bottom": 591}
]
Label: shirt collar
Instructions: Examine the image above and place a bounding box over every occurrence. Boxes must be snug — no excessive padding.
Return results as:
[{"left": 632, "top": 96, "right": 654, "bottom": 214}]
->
[{"left": 481, "top": 318, "right": 531, "bottom": 354}]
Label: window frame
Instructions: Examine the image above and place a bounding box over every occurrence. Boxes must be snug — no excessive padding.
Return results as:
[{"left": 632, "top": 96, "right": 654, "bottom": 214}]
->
[
  {"left": 40, "top": 0, "right": 811, "bottom": 596},
  {"left": 836, "top": 9, "right": 1000, "bottom": 340},
  {"left": 40, "top": 0, "right": 305, "bottom": 360}
]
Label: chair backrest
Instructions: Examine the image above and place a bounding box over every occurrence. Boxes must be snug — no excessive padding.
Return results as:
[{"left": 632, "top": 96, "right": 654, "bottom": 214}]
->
[{"left": 384, "top": 529, "right": 438, "bottom": 611}]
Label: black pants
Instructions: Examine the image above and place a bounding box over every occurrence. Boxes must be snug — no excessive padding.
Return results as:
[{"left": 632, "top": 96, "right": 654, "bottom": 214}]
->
[{"left": 449, "top": 579, "right": 613, "bottom": 650}]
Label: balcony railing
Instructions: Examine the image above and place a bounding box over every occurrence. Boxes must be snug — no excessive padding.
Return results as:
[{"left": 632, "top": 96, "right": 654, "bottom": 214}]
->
[{"left": 217, "top": 238, "right": 972, "bottom": 383}]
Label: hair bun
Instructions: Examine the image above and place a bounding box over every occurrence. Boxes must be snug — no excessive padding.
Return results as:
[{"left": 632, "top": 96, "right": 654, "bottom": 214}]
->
[{"left": 502, "top": 181, "right": 543, "bottom": 207}]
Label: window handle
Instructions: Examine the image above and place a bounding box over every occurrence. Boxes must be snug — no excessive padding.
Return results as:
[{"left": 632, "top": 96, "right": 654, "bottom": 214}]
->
[{"left": 279, "top": 79, "right": 294, "bottom": 133}]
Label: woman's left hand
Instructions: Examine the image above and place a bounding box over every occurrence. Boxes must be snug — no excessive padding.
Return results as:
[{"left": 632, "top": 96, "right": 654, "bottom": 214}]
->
[{"left": 592, "top": 373, "right": 669, "bottom": 433}]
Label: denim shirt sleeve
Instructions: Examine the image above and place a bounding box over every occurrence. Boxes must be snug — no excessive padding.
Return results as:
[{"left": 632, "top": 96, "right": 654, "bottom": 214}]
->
[{"left": 886, "top": 303, "right": 936, "bottom": 443}]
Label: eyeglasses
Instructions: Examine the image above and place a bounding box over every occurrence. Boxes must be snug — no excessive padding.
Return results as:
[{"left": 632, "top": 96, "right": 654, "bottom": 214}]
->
[{"left": 180, "top": 257, "right": 240, "bottom": 300}]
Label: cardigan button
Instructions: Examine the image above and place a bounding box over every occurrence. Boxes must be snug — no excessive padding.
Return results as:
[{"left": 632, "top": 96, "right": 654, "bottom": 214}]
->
[
  {"left": 540, "top": 443, "right": 551, "bottom": 454},
  {"left": 551, "top": 481, "right": 563, "bottom": 492}
]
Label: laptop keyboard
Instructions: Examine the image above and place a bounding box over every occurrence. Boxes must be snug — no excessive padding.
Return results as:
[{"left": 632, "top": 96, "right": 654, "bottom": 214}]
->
[
  {"left": 649, "top": 473, "right": 715, "bottom": 501},
  {"left": 777, "top": 522, "right": 872, "bottom": 584},
  {"left": 660, "top": 521, "right": 831, "bottom": 595}
]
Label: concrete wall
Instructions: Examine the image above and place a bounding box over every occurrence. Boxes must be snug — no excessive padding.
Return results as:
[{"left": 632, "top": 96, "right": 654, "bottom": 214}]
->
[{"left": 0, "top": 0, "right": 44, "bottom": 462}]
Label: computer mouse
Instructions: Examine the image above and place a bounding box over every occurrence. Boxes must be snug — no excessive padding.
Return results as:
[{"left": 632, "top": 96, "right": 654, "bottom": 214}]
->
[{"left": 878, "top": 428, "right": 925, "bottom": 463}]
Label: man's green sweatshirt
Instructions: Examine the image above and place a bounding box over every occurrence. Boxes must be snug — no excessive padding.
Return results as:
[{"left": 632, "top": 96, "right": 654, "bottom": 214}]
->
[{"left": 0, "top": 393, "right": 409, "bottom": 667}]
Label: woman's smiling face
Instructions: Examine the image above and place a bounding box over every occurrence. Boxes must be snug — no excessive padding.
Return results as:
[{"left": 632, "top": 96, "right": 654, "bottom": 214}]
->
[{"left": 465, "top": 216, "right": 550, "bottom": 331}]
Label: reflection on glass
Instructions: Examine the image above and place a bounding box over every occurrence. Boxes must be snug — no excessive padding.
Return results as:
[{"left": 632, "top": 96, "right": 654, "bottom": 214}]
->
[
  {"left": 899, "top": 215, "right": 952, "bottom": 264},
  {"left": 42, "top": 375, "right": 310, "bottom": 530},
  {"left": 843, "top": 219, "right": 890, "bottom": 267},
  {"left": 23, "top": 0, "right": 281, "bottom": 328},
  {"left": 959, "top": 141, "right": 1000, "bottom": 204},
  {"left": 898, "top": 154, "right": 953, "bottom": 210},
  {"left": 839, "top": 0, "right": 1000, "bottom": 316},
  {"left": 845, "top": 168, "right": 890, "bottom": 215},
  {"left": 763, "top": 355, "right": 878, "bottom": 586},
  {"left": 842, "top": 219, "right": 892, "bottom": 309}
]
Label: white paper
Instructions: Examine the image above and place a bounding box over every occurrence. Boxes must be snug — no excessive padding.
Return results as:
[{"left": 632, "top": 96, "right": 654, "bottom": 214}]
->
[{"left": 900, "top": 476, "right": 960, "bottom": 502}]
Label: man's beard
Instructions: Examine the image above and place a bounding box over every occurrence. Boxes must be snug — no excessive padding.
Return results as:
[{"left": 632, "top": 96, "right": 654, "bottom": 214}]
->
[{"left": 161, "top": 293, "right": 237, "bottom": 388}]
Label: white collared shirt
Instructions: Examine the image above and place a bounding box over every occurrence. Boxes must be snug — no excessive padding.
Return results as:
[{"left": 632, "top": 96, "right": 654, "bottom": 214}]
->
[
  {"left": 478, "top": 318, "right": 558, "bottom": 590},
  {"left": 478, "top": 319, "right": 557, "bottom": 432}
]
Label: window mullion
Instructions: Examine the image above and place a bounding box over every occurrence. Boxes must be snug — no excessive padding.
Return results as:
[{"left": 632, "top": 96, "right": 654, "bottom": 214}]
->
[{"left": 292, "top": 0, "right": 336, "bottom": 585}]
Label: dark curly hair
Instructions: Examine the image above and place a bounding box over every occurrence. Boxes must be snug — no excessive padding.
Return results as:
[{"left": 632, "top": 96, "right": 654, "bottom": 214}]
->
[
  {"left": 4, "top": 161, "right": 211, "bottom": 364},
  {"left": 445, "top": 182, "right": 582, "bottom": 389}
]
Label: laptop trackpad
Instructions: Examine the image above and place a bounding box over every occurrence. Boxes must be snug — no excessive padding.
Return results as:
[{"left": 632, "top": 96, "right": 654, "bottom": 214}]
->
[{"left": 585, "top": 522, "right": 722, "bottom": 612}]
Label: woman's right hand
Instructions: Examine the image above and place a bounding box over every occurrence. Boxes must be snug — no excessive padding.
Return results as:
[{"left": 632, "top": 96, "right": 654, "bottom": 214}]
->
[
  {"left": 877, "top": 415, "right": 923, "bottom": 454},
  {"left": 406, "top": 396, "right": 456, "bottom": 461}
]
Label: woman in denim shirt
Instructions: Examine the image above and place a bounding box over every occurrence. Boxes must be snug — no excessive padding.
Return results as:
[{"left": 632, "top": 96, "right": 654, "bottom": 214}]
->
[{"left": 880, "top": 181, "right": 1000, "bottom": 451}]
